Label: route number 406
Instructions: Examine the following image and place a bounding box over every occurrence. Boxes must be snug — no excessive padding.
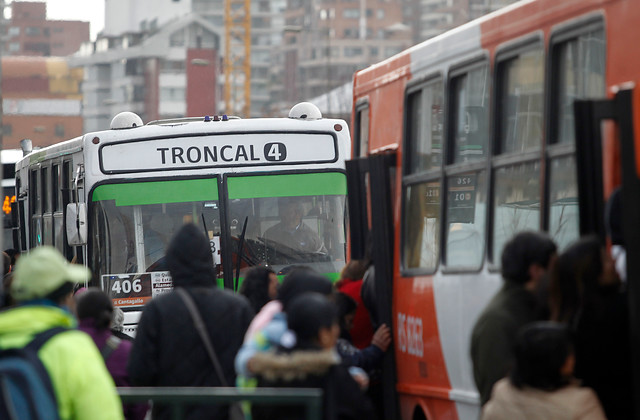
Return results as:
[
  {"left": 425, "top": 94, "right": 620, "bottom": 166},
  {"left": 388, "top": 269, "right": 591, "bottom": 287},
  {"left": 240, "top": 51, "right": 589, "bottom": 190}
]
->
[{"left": 111, "top": 279, "right": 143, "bottom": 294}]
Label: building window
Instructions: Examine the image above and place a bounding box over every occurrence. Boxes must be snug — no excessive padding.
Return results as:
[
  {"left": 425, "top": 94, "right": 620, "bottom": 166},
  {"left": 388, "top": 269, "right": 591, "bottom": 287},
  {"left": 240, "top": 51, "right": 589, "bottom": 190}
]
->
[
  {"left": 8, "top": 43, "right": 20, "bottom": 52},
  {"left": 344, "top": 47, "right": 363, "bottom": 57},
  {"left": 55, "top": 124, "right": 65, "bottom": 138},
  {"left": 170, "top": 30, "right": 185, "bottom": 47},
  {"left": 343, "top": 28, "right": 358, "bottom": 39},
  {"left": 133, "top": 85, "right": 145, "bottom": 102},
  {"left": 343, "top": 9, "right": 360, "bottom": 18},
  {"left": 2, "top": 125, "right": 12, "bottom": 136},
  {"left": 384, "top": 46, "right": 402, "bottom": 57},
  {"left": 8, "top": 27, "right": 20, "bottom": 37},
  {"left": 160, "top": 87, "right": 185, "bottom": 102},
  {"left": 377, "top": 9, "right": 385, "bottom": 19},
  {"left": 25, "top": 43, "right": 50, "bottom": 55},
  {"left": 25, "top": 27, "right": 41, "bottom": 36}
]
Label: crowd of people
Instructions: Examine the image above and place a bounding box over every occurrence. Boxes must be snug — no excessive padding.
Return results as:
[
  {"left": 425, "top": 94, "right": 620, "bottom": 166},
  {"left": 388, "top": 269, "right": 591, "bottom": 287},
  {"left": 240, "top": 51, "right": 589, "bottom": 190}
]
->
[
  {"left": 472, "top": 229, "right": 631, "bottom": 419},
  {"left": 0, "top": 223, "right": 389, "bottom": 420},
  {"left": 0, "top": 191, "right": 632, "bottom": 420}
]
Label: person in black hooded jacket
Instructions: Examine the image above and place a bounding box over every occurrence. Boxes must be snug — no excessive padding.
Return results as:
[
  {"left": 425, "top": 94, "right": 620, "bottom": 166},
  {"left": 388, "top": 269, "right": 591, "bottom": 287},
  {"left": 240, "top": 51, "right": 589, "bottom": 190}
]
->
[{"left": 127, "top": 223, "right": 254, "bottom": 420}]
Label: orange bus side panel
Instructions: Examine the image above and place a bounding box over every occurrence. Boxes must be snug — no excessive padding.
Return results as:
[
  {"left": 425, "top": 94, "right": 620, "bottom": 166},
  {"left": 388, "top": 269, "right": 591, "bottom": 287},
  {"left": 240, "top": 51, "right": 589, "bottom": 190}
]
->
[{"left": 394, "top": 274, "right": 454, "bottom": 411}]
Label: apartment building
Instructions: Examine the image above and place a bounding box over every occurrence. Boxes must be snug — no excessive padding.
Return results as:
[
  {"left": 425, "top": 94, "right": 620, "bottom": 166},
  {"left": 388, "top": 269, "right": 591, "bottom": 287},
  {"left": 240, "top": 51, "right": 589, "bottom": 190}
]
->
[
  {"left": 2, "top": 57, "right": 83, "bottom": 148},
  {"left": 3, "top": 2, "right": 89, "bottom": 57}
]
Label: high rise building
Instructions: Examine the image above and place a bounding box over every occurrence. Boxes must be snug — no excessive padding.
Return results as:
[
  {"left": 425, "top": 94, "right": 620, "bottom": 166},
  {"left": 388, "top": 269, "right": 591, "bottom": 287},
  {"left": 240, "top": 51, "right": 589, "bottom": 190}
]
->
[
  {"left": 74, "top": 0, "right": 286, "bottom": 125},
  {"left": 71, "top": 14, "right": 220, "bottom": 132},
  {"left": 273, "top": 0, "right": 413, "bottom": 116},
  {"left": 74, "top": 0, "right": 522, "bottom": 127},
  {"left": 1, "top": 57, "right": 83, "bottom": 148},
  {"left": 3, "top": 2, "right": 90, "bottom": 57}
]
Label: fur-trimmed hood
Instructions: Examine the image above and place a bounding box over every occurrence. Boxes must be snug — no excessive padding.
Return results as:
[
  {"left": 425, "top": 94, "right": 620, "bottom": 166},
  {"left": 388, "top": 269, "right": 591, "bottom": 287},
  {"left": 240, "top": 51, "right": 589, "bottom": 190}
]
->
[{"left": 250, "top": 349, "right": 340, "bottom": 382}]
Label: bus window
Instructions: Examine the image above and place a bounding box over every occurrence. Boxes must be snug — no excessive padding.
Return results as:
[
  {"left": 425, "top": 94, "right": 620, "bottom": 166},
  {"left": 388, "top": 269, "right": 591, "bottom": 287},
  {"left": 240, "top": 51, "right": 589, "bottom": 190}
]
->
[
  {"left": 556, "top": 29, "right": 605, "bottom": 145},
  {"left": 444, "top": 64, "right": 490, "bottom": 269},
  {"left": 52, "top": 164, "right": 65, "bottom": 251},
  {"left": 548, "top": 28, "right": 605, "bottom": 250},
  {"left": 90, "top": 178, "right": 221, "bottom": 308},
  {"left": 451, "top": 66, "right": 489, "bottom": 163},
  {"left": 402, "top": 79, "right": 443, "bottom": 272},
  {"left": 42, "top": 167, "right": 53, "bottom": 246},
  {"left": 354, "top": 104, "right": 369, "bottom": 157},
  {"left": 548, "top": 157, "right": 578, "bottom": 249},
  {"left": 492, "top": 162, "right": 541, "bottom": 260},
  {"left": 62, "top": 160, "right": 73, "bottom": 259},
  {"left": 404, "top": 181, "right": 440, "bottom": 270},
  {"left": 29, "top": 169, "right": 42, "bottom": 247},
  {"left": 492, "top": 46, "right": 544, "bottom": 261},
  {"left": 406, "top": 82, "right": 444, "bottom": 173},
  {"left": 499, "top": 48, "right": 544, "bottom": 153},
  {"left": 226, "top": 172, "right": 347, "bottom": 278}
]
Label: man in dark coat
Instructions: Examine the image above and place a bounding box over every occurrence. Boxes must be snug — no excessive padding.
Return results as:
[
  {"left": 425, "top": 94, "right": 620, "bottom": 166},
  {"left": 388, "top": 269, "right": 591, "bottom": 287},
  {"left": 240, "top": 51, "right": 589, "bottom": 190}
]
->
[
  {"left": 470, "top": 231, "right": 557, "bottom": 406},
  {"left": 128, "top": 223, "right": 254, "bottom": 420}
]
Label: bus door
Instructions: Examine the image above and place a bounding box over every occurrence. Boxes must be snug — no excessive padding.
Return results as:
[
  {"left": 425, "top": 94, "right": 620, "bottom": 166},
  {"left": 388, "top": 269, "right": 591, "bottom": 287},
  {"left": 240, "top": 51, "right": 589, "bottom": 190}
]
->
[
  {"left": 574, "top": 88, "right": 640, "bottom": 420},
  {"left": 346, "top": 152, "right": 398, "bottom": 420}
]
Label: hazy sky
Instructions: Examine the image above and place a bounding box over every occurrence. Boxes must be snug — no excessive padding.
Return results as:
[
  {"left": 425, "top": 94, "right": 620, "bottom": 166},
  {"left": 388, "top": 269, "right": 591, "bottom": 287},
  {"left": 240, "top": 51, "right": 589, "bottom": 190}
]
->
[{"left": 43, "top": 0, "right": 105, "bottom": 40}]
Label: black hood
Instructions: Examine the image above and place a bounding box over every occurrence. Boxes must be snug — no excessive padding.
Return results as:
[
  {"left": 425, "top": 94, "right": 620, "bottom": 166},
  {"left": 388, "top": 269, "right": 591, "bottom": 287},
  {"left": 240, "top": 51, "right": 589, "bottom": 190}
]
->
[{"left": 166, "top": 223, "right": 216, "bottom": 287}]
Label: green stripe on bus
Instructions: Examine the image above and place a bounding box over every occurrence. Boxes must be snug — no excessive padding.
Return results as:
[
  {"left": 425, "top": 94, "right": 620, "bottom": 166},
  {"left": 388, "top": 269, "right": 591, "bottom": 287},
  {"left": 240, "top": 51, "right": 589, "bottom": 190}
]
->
[
  {"left": 228, "top": 173, "right": 347, "bottom": 199},
  {"left": 92, "top": 179, "right": 219, "bottom": 206}
]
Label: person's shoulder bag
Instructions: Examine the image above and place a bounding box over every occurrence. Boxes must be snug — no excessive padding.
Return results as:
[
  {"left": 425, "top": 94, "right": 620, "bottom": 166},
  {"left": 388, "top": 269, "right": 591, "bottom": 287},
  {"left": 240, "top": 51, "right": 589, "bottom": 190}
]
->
[{"left": 176, "top": 287, "right": 245, "bottom": 420}]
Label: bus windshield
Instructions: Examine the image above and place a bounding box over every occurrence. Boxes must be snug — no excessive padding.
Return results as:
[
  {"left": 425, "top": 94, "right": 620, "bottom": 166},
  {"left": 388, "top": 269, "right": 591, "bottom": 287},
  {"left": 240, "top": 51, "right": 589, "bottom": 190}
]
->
[
  {"left": 89, "top": 172, "right": 347, "bottom": 308},
  {"left": 227, "top": 172, "right": 347, "bottom": 280},
  {"left": 90, "top": 178, "right": 220, "bottom": 307}
]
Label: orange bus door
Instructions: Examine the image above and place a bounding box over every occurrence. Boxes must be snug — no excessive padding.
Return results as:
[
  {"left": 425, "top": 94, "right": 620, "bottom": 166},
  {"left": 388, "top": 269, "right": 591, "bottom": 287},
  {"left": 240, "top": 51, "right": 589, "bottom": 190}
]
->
[{"left": 574, "top": 88, "right": 640, "bottom": 420}]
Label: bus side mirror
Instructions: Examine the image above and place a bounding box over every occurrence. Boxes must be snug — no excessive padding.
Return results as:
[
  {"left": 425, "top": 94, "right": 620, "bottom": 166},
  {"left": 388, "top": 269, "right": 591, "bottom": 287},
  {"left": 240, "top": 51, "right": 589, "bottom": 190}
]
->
[{"left": 66, "top": 203, "right": 87, "bottom": 246}]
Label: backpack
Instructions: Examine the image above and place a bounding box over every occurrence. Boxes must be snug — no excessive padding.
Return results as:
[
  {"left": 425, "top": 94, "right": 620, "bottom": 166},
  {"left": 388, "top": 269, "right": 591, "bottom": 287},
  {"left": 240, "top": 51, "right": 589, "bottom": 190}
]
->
[{"left": 0, "top": 327, "right": 67, "bottom": 420}]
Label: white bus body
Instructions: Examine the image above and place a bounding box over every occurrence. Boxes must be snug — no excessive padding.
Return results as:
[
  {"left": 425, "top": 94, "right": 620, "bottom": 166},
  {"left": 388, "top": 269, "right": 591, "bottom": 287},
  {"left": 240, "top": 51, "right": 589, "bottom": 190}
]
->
[{"left": 15, "top": 106, "right": 351, "bottom": 335}]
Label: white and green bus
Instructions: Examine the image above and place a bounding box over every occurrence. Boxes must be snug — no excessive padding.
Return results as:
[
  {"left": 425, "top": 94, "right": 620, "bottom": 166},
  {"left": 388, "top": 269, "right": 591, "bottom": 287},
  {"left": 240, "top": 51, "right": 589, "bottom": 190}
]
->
[{"left": 14, "top": 103, "right": 350, "bottom": 334}]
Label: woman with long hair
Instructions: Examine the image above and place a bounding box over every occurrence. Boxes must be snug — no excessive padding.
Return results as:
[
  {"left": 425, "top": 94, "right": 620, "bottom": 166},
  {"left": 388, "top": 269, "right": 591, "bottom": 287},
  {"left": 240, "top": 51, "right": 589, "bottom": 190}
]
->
[
  {"left": 549, "top": 235, "right": 630, "bottom": 420},
  {"left": 239, "top": 266, "right": 278, "bottom": 314}
]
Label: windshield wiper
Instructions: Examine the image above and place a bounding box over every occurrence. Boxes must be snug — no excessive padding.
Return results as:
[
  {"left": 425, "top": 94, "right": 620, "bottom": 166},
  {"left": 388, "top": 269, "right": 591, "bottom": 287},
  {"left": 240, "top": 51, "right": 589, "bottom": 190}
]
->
[{"left": 235, "top": 216, "right": 249, "bottom": 291}]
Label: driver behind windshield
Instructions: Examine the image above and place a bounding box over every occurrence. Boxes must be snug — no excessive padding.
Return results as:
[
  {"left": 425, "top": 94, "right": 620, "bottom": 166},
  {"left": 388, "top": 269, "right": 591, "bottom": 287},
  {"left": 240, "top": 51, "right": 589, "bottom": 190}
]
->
[{"left": 263, "top": 198, "right": 326, "bottom": 254}]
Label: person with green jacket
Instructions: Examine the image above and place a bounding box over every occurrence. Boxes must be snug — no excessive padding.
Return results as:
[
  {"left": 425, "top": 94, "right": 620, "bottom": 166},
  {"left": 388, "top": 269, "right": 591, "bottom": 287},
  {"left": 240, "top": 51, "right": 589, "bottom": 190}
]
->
[{"left": 0, "top": 246, "right": 124, "bottom": 420}]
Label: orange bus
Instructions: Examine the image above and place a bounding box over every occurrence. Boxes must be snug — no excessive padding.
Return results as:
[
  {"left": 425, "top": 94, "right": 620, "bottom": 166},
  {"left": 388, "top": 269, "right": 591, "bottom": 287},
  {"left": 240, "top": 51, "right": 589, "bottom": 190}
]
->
[{"left": 347, "top": 0, "right": 640, "bottom": 419}]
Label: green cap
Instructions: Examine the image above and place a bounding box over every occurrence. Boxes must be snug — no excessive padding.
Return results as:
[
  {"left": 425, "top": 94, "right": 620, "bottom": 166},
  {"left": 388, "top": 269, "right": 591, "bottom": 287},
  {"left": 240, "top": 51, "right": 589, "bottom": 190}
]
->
[{"left": 11, "top": 246, "right": 91, "bottom": 301}]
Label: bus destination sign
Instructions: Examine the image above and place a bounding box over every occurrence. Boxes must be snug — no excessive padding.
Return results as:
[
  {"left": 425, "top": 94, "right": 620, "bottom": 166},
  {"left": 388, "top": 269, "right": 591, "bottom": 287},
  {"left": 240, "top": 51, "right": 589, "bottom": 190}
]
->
[
  {"left": 102, "top": 272, "right": 174, "bottom": 309},
  {"left": 100, "top": 132, "right": 337, "bottom": 173}
]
